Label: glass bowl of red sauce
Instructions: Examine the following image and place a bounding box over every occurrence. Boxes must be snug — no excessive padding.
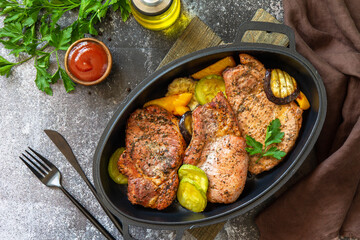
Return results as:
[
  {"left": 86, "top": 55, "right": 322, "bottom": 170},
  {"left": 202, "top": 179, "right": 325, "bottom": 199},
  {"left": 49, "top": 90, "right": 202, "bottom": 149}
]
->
[{"left": 65, "top": 38, "right": 112, "bottom": 86}]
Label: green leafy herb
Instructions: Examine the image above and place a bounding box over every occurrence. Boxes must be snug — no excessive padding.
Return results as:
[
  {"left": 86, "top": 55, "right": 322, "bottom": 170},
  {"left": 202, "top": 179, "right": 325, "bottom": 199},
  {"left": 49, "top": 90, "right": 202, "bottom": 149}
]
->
[
  {"left": 245, "top": 118, "right": 287, "bottom": 162},
  {"left": 0, "top": 56, "right": 16, "bottom": 77},
  {"left": 0, "top": 0, "right": 131, "bottom": 95}
]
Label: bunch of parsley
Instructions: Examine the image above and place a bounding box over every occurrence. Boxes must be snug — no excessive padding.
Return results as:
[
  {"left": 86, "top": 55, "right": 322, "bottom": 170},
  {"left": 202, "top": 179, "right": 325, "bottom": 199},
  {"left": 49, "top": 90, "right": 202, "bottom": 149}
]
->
[{"left": 0, "top": 0, "right": 131, "bottom": 95}]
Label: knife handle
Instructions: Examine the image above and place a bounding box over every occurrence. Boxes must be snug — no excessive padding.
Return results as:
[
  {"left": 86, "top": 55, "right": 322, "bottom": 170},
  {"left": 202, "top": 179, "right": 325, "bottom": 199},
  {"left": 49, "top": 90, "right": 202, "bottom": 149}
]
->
[
  {"left": 44, "top": 129, "right": 123, "bottom": 235},
  {"left": 63, "top": 154, "right": 124, "bottom": 234},
  {"left": 60, "top": 187, "right": 115, "bottom": 240},
  {"left": 81, "top": 173, "right": 124, "bottom": 234}
]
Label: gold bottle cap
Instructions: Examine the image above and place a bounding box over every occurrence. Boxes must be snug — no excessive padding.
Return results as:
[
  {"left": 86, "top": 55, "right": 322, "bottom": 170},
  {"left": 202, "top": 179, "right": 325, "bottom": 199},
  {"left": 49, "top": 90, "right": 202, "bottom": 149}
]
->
[{"left": 131, "top": 0, "right": 173, "bottom": 16}]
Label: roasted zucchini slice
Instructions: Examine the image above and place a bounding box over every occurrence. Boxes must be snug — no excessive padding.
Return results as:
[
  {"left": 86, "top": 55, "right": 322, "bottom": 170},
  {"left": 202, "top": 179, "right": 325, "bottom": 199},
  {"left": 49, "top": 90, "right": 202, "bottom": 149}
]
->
[
  {"left": 108, "top": 147, "right": 128, "bottom": 184},
  {"left": 178, "top": 164, "right": 208, "bottom": 194},
  {"left": 177, "top": 178, "right": 207, "bottom": 213},
  {"left": 195, "top": 74, "right": 226, "bottom": 105}
]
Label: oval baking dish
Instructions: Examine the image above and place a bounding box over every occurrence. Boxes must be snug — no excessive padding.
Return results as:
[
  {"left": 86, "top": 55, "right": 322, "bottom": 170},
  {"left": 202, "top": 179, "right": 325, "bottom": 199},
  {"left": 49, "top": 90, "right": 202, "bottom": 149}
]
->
[{"left": 93, "top": 22, "right": 327, "bottom": 239}]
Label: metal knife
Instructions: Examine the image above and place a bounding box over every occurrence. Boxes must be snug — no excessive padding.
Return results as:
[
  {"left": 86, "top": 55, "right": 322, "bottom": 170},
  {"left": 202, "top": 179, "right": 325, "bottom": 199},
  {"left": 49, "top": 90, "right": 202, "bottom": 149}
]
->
[{"left": 44, "top": 129, "right": 123, "bottom": 236}]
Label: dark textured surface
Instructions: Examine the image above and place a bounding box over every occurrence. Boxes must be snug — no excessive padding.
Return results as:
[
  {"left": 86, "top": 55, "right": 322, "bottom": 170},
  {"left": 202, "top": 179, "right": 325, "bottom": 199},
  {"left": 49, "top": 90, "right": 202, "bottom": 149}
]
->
[{"left": 0, "top": 1, "right": 284, "bottom": 239}]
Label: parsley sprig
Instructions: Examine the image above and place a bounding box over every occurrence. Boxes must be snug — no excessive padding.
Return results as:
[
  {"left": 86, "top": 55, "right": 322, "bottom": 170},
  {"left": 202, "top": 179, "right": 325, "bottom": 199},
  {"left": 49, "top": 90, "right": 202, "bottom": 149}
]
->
[
  {"left": 0, "top": 0, "right": 131, "bottom": 95},
  {"left": 245, "top": 118, "right": 287, "bottom": 162}
]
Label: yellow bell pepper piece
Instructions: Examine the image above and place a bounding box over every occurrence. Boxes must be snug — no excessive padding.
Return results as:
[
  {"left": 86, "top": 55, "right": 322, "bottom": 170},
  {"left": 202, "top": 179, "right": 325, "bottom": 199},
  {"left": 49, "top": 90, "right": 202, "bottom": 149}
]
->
[
  {"left": 143, "top": 93, "right": 193, "bottom": 116},
  {"left": 191, "top": 56, "right": 236, "bottom": 79},
  {"left": 295, "top": 91, "right": 310, "bottom": 110}
]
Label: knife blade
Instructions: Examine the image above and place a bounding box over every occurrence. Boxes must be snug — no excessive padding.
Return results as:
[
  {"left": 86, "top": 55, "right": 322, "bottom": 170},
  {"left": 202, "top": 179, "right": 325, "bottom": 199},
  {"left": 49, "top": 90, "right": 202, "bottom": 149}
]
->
[{"left": 44, "top": 129, "right": 123, "bottom": 235}]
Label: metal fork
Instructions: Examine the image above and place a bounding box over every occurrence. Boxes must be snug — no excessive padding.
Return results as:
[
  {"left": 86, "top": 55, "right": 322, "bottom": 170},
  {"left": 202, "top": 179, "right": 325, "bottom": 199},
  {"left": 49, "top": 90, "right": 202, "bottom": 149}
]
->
[{"left": 19, "top": 147, "right": 115, "bottom": 240}]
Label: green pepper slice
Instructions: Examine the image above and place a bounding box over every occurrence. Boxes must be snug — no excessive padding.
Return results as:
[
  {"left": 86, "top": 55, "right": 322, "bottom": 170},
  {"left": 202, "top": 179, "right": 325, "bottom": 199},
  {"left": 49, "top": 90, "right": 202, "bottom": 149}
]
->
[
  {"left": 108, "top": 147, "right": 128, "bottom": 184},
  {"left": 195, "top": 74, "right": 226, "bottom": 105},
  {"left": 177, "top": 178, "right": 207, "bottom": 212},
  {"left": 178, "top": 164, "right": 208, "bottom": 194}
]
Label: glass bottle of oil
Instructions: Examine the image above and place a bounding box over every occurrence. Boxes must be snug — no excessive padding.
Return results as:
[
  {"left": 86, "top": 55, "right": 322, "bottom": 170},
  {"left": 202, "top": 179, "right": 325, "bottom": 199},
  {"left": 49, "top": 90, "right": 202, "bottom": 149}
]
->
[{"left": 131, "top": 0, "right": 181, "bottom": 31}]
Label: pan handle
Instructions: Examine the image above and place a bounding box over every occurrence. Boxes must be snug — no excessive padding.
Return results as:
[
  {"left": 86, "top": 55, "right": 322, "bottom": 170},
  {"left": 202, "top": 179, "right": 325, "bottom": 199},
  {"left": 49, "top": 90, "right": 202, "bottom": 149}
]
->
[
  {"left": 121, "top": 221, "right": 135, "bottom": 240},
  {"left": 120, "top": 218, "right": 189, "bottom": 240},
  {"left": 234, "top": 21, "right": 296, "bottom": 52}
]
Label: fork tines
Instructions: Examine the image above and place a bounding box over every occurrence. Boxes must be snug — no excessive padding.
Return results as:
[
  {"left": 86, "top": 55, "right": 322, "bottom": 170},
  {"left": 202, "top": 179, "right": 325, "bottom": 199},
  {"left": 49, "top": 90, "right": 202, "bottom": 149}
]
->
[{"left": 20, "top": 147, "right": 52, "bottom": 178}]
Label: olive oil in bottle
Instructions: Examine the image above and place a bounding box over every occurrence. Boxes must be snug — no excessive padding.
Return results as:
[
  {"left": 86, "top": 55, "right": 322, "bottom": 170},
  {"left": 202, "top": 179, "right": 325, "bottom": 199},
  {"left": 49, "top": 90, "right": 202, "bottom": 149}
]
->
[{"left": 131, "top": 0, "right": 181, "bottom": 31}]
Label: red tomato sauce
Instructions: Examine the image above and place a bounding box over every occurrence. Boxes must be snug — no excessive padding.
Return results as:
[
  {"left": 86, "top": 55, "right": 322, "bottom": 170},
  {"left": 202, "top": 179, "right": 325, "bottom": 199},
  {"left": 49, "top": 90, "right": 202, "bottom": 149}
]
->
[{"left": 67, "top": 41, "right": 108, "bottom": 82}]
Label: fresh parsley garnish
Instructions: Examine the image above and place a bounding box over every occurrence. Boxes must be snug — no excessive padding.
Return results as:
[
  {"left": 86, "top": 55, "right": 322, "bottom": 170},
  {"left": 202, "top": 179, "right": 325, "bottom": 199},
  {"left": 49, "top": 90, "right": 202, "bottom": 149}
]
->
[
  {"left": 245, "top": 118, "right": 287, "bottom": 162},
  {"left": 0, "top": 0, "right": 131, "bottom": 95}
]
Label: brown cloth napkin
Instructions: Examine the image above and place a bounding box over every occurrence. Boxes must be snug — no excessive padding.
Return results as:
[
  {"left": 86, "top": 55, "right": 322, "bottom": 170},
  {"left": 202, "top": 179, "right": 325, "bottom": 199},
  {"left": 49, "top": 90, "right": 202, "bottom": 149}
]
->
[{"left": 256, "top": 0, "right": 360, "bottom": 239}]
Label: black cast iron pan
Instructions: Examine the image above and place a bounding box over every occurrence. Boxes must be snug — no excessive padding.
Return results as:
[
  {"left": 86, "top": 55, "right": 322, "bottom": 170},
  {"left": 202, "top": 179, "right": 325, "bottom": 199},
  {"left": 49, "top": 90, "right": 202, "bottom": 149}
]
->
[{"left": 93, "top": 22, "right": 327, "bottom": 239}]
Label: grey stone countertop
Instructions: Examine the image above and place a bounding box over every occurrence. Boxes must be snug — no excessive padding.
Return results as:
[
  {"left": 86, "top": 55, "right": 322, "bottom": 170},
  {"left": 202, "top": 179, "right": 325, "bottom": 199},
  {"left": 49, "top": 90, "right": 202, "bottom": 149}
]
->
[{"left": 0, "top": 1, "right": 287, "bottom": 239}]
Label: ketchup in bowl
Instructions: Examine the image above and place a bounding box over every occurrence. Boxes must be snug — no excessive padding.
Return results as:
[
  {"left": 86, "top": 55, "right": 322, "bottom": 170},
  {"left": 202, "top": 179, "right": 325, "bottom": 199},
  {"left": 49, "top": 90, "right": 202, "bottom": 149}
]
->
[{"left": 65, "top": 38, "right": 112, "bottom": 85}]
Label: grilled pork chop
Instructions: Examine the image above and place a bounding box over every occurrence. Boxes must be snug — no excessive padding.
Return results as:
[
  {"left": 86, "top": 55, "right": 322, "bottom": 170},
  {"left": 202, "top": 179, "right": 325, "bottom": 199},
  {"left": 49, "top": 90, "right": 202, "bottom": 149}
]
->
[
  {"left": 223, "top": 54, "right": 303, "bottom": 175},
  {"left": 184, "top": 92, "right": 249, "bottom": 204},
  {"left": 118, "top": 105, "right": 186, "bottom": 210}
]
